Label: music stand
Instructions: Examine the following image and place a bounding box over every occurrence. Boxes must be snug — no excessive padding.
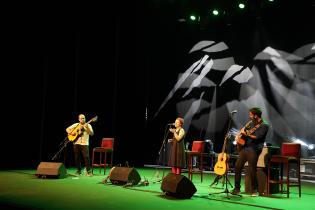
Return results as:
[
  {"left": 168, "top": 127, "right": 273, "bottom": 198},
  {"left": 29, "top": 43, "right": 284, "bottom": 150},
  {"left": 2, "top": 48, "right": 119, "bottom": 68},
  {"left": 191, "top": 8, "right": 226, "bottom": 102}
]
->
[{"left": 209, "top": 112, "right": 242, "bottom": 199}]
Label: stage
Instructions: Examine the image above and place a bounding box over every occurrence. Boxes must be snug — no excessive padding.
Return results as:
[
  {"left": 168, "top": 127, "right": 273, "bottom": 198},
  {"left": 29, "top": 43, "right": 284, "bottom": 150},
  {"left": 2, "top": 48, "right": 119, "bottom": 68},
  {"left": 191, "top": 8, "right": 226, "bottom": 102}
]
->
[{"left": 0, "top": 166, "right": 314, "bottom": 210}]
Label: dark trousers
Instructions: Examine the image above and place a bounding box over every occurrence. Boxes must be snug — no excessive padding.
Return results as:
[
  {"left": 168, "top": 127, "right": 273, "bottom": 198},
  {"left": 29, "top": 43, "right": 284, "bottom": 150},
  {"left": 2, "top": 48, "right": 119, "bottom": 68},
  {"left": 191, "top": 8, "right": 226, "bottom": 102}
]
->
[
  {"left": 74, "top": 144, "right": 91, "bottom": 173},
  {"left": 234, "top": 147, "right": 261, "bottom": 192}
]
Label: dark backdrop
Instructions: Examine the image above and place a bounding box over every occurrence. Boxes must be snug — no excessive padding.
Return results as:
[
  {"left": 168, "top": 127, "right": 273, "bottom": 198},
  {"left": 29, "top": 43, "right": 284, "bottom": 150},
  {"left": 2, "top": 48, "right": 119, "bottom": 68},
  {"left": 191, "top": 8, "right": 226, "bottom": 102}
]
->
[{"left": 2, "top": 0, "right": 314, "bottom": 169}]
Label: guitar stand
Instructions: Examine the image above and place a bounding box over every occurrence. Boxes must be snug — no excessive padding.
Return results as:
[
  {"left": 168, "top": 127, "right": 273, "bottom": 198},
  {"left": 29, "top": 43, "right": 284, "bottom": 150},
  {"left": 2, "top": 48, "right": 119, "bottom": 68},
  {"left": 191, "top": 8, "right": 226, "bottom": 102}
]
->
[
  {"left": 210, "top": 175, "right": 222, "bottom": 187},
  {"left": 210, "top": 174, "right": 233, "bottom": 188},
  {"left": 209, "top": 173, "right": 242, "bottom": 199}
]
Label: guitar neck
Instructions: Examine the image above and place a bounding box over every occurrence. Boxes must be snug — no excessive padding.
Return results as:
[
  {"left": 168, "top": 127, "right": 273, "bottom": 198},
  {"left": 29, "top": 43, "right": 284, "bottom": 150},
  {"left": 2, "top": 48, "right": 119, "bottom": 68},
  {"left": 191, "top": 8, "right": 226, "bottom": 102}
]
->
[
  {"left": 84, "top": 116, "right": 98, "bottom": 126},
  {"left": 221, "top": 135, "right": 229, "bottom": 153}
]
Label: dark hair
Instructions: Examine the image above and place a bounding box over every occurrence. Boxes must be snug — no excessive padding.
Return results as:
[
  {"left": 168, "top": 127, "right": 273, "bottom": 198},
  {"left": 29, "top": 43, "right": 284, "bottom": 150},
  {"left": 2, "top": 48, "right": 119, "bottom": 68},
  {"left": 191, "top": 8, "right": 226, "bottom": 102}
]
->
[{"left": 249, "top": 107, "right": 262, "bottom": 117}]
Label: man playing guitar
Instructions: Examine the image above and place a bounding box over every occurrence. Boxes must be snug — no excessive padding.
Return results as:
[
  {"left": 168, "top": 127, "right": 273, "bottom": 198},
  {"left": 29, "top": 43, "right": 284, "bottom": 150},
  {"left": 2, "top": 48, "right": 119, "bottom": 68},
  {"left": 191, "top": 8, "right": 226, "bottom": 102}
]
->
[
  {"left": 66, "top": 114, "right": 95, "bottom": 177},
  {"left": 232, "top": 107, "right": 269, "bottom": 197}
]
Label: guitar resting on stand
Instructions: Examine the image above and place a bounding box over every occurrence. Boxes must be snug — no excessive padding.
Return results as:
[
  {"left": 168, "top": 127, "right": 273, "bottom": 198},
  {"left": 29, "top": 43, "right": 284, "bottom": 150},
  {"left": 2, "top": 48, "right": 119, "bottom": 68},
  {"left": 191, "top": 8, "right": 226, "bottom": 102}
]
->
[
  {"left": 210, "top": 133, "right": 232, "bottom": 188},
  {"left": 209, "top": 110, "right": 241, "bottom": 198}
]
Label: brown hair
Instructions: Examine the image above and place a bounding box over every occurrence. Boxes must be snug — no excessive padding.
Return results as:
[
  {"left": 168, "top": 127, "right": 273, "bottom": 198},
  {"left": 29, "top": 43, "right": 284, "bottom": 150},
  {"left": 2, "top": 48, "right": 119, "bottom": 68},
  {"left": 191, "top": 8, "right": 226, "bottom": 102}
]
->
[{"left": 176, "top": 117, "right": 184, "bottom": 125}]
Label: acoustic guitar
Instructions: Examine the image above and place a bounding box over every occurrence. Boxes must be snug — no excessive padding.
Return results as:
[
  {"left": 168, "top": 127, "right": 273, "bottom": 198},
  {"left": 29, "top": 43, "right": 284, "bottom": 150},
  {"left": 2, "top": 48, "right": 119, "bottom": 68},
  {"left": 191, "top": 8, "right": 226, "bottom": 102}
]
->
[
  {"left": 235, "top": 129, "right": 247, "bottom": 152},
  {"left": 235, "top": 121, "right": 262, "bottom": 152},
  {"left": 68, "top": 116, "right": 98, "bottom": 142},
  {"left": 214, "top": 135, "right": 229, "bottom": 176}
]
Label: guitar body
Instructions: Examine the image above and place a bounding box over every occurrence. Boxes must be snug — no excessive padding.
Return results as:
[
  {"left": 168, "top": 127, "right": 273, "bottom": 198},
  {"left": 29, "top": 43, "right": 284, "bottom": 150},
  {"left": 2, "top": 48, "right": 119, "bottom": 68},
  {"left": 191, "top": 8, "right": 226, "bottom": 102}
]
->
[
  {"left": 236, "top": 135, "right": 246, "bottom": 146},
  {"left": 235, "top": 133, "right": 246, "bottom": 152},
  {"left": 214, "top": 152, "right": 229, "bottom": 175},
  {"left": 68, "top": 126, "right": 83, "bottom": 141}
]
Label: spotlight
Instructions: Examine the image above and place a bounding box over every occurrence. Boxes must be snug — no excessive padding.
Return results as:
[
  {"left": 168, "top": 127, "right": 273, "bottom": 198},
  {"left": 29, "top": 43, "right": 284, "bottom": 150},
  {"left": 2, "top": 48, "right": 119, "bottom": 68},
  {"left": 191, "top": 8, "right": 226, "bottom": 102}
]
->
[
  {"left": 212, "top": 9, "right": 219, "bottom": 16},
  {"left": 308, "top": 144, "right": 314, "bottom": 150},
  {"left": 190, "top": 15, "right": 196, "bottom": 21},
  {"left": 238, "top": 3, "right": 245, "bottom": 9}
]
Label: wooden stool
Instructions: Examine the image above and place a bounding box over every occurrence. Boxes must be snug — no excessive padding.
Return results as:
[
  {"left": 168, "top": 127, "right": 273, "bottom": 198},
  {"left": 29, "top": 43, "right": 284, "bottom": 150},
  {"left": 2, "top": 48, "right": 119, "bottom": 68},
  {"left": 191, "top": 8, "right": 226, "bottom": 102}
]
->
[
  {"left": 267, "top": 143, "right": 301, "bottom": 198},
  {"left": 91, "top": 138, "right": 114, "bottom": 174},
  {"left": 186, "top": 141, "right": 205, "bottom": 182}
]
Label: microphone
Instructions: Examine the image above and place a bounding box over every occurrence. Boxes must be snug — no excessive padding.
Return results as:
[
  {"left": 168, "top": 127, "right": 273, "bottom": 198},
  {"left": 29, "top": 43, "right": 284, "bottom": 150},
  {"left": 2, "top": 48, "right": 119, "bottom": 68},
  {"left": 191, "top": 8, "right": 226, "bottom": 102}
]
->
[
  {"left": 230, "top": 110, "right": 238, "bottom": 114},
  {"left": 167, "top": 123, "right": 175, "bottom": 126}
]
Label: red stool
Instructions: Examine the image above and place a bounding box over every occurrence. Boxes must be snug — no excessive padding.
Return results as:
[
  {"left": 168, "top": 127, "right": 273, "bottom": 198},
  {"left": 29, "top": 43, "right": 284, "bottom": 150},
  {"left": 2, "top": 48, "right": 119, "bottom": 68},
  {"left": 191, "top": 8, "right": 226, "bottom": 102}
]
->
[
  {"left": 91, "top": 138, "right": 114, "bottom": 174},
  {"left": 267, "top": 143, "right": 301, "bottom": 197},
  {"left": 186, "top": 140, "right": 205, "bottom": 182}
]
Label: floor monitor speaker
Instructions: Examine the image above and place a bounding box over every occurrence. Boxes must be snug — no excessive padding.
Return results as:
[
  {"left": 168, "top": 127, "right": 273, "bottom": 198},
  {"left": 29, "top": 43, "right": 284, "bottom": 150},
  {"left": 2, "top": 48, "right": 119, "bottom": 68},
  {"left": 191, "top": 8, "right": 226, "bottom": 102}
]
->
[
  {"left": 161, "top": 173, "right": 197, "bottom": 199},
  {"left": 35, "top": 162, "right": 67, "bottom": 179},
  {"left": 109, "top": 167, "right": 141, "bottom": 185}
]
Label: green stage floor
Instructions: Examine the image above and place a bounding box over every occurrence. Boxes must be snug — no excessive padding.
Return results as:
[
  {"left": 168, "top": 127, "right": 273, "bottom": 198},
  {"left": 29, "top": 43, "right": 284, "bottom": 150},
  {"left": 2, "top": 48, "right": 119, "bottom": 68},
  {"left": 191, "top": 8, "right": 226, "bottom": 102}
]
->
[{"left": 0, "top": 166, "right": 314, "bottom": 210}]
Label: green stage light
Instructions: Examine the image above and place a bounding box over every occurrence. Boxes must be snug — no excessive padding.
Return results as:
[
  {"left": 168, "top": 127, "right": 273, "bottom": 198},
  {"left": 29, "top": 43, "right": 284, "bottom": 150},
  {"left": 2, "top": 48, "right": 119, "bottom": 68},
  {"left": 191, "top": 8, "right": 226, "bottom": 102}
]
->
[
  {"left": 190, "top": 15, "right": 196, "bottom": 21},
  {"left": 212, "top": 9, "right": 219, "bottom": 16},
  {"left": 238, "top": 3, "right": 245, "bottom": 9}
]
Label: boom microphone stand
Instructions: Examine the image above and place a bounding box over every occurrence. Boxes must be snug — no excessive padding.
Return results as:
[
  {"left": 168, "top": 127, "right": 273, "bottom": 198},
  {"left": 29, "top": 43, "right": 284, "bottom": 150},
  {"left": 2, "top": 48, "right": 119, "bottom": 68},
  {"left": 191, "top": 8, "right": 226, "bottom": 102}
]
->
[{"left": 52, "top": 136, "right": 71, "bottom": 161}]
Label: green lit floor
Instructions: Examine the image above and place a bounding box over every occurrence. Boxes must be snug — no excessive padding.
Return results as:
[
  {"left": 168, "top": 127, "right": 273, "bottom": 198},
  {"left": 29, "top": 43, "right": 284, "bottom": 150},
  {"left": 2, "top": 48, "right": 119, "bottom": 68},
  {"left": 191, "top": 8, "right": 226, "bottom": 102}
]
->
[{"left": 0, "top": 167, "right": 314, "bottom": 210}]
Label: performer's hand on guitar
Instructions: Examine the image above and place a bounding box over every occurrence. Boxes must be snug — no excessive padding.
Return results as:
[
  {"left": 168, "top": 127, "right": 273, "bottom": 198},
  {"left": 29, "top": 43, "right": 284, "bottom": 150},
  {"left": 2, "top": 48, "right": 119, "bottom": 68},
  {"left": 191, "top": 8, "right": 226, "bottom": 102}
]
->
[
  {"left": 68, "top": 128, "right": 77, "bottom": 136},
  {"left": 240, "top": 128, "right": 247, "bottom": 136},
  {"left": 80, "top": 124, "right": 87, "bottom": 131},
  {"left": 241, "top": 128, "right": 255, "bottom": 139},
  {"left": 69, "top": 132, "right": 76, "bottom": 136}
]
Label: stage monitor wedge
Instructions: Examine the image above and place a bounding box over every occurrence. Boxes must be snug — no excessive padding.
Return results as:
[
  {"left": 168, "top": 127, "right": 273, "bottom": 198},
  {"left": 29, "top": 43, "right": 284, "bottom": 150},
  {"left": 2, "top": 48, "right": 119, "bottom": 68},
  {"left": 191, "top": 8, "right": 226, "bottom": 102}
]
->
[
  {"left": 36, "top": 162, "right": 67, "bottom": 179},
  {"left": 161, "top": 173, "right": 197, "bottom": 199},
  {"left": 109, "top": 167, "right": 141, "bottom": 185}
]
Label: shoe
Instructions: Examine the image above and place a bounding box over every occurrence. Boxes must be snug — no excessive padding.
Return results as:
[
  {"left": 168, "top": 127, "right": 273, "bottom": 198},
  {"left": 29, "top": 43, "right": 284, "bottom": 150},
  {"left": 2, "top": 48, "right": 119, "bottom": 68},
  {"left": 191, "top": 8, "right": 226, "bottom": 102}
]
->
[
  {"left": 86, "top": 172, "right": 93, "bottom": 177},
  {"left": 74, "top": 171, "right": 81, "bottom": 176},
  {"left": 231, "top": 189, "right": 240, "bottom": 195},
  {"left": 251, "top": 192, "right": 259, "bottom": 197}
]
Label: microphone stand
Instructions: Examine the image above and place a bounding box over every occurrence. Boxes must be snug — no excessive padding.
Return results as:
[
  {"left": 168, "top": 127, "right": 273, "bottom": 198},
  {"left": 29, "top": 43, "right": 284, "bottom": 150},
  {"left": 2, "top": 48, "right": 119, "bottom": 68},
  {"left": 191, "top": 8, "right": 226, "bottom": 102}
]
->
[
  {"left": 209, "top": 111, "right": 241, "bottom": 199},
  {"left": 153, "top": 124, "right": 171, "bottom": 183},
  {"left": 52, "top": 136, "right": 71, "bottom": 162}
]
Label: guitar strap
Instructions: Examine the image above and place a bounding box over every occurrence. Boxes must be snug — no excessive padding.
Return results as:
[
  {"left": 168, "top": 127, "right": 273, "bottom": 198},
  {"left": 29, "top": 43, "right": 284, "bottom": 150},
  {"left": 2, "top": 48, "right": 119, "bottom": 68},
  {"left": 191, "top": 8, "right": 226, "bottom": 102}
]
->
[{"left": 247, "top": 121, "right": 262, "bottom": 135}]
